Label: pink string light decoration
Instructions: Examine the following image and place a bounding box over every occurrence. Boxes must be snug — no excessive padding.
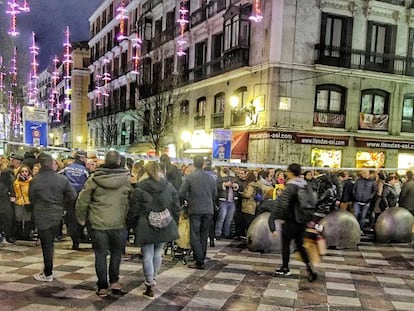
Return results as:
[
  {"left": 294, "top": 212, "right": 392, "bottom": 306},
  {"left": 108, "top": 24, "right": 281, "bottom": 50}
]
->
[
  {"left": 116, "top": 1, "right": 129, "bottom": 41},
  {"left": 95, "top": 72, "right": 103, "bottom": 107},
  {"left": 102, "top": 59, "right": 111, "bottom": 98},
  {"left": 177, "top": 0, "right": 189, "bottom": 56},
  {"left": 63, "top": 26, "right": 73, "bottom": 112},
  {"left": 6, "top": 0, "right": 30, "bottom": 37},
  {"left": 0, "top": 56, "right": 5, "bottom": 92},
  {"left": 131, "top": 33, "right": 142, "bottom": 75},
  {"left": 49, "top": 55, "right": 59, "bottom": 117},
  {"left": 249, "top": 0, "right": 263, "bottom": 23},
  {"left": 29, "top": 31, "right": 39, "bottom": 106},
  {"left": 9, "top": 46, "right": 18, "bottom": 87}
]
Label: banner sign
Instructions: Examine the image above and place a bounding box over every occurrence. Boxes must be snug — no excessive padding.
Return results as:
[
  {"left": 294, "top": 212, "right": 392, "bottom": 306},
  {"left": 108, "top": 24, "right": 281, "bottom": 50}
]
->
[
  {"left": 212, "top": 129, "right": 232, "bottom": 160},
  {"left": 359, "top": 113, "right": 389, "bottom": 130},
  {"left": 296, "top": 134, "right": 349, "bottom": 146},
  {"left": 313, "top": 112, "right": 345, "bottom": 128},
  {"left": 355, "top": 138, "right": 414, "bottom": 150},
  {"left": 249, "top": 131, "right": 295, "bottom": 140},
  {"left": 23, "top": 106, "right": 48, "bottom": 147}
]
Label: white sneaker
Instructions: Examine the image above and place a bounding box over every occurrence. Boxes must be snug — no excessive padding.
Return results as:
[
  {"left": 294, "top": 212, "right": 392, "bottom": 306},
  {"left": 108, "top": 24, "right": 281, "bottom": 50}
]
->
[{"left": 33, "top": 272, "right": 53, "bottom": 282}]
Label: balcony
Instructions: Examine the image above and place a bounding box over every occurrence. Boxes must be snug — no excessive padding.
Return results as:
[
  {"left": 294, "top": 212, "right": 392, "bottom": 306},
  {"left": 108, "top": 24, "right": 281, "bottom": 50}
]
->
[
  {"left": 194, "top": 115, "right": 206, "bottom": 129},
  {"left": 315, "top": 44, "right": 414, "bottom": 77},
  {"left": 207, "top": 0, "right": 226, "bottom": 18},
  {"left": 211, "top": 113, "right": 224, "bottom": 128},
  {"left": 313, "top": 112, "right": 345, "bottom": 128},
  {"left": 231, "top": 110, "right": 245, "bottom": 126},
  {"left": 379, "top": 0, "right": 404, "bottom": 5},
  {"left": 191, "top": 6, "right": 207, "bottom": 28}
]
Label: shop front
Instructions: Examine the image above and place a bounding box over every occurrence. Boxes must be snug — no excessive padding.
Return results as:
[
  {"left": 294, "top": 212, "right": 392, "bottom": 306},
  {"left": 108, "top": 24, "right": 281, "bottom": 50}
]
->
[{"left": 355, "top": 151, "right": 385, "bottom": 168}]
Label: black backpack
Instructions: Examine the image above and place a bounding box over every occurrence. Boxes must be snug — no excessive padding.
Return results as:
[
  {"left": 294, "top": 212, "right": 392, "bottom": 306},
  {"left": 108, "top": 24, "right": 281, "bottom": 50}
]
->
[{"left": 295, "top": 184, "right": 317, "bottom": 224}]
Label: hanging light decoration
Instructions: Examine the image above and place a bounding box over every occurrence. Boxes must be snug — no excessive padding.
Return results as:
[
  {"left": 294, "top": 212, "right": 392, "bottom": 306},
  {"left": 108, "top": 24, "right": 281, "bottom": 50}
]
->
[
  {"left": 131, "top": 33, "right": 142, "bottom": 75},
  {"left": 116, "top": 1, "right": 129, "bottom": 41},
  {"left": 63, "top": 26, "right": 73, "bottom": 112},
  {"left": 49, "top": 55, "right": 60, "bottom": 117},
  {"left": 10, "top": 46, "right": 18, "bottom": 87},
  {"left": 29, "top": 31, "right": 39, "bottom": 106},
  {"left": 176, "top": 0, "right": 189, "bottom": 56},
  {"left": 102, "top": 58, "right": 111, "bottom": 97},
  {"left": 6, "top": 0, "right": 30, "bottom": 37},
  {"left": 249, "top": 0, "right": 263, "bottom": 23},
  {"left": 0, "top": 56, "right": 5, "bottom": 92}
]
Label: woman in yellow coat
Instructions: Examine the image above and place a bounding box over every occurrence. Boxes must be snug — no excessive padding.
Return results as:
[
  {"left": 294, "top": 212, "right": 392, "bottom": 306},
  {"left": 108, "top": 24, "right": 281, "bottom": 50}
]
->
[{"left": 13, "top": 165, "right": 33, "bottom": 240}]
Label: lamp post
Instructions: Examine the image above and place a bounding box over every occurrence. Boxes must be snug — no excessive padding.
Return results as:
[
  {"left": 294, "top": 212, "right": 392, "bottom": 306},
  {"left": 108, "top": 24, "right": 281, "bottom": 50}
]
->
[{"left": 180, "top": 130, "right": 191, "bottom": 158}]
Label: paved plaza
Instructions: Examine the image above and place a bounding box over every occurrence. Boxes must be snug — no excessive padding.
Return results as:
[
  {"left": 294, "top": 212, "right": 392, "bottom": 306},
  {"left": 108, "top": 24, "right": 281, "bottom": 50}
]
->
[{"left": 0, "top": 236, "right": 413, "bottom": 310}]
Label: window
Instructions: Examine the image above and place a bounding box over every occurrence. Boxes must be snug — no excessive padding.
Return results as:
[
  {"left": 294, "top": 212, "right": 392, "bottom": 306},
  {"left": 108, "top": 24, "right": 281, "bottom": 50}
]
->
[
  {"left": 129, "top": 120, "right": 135, "bottom": 143},
  {"left": 121, "top": 122, "right": 126, "bottom": 145},
  {"left": 223, "top": 6, "right": 250, "bottom": 51},
  {"left": 214, "top": 92, "right": 225, "bottom": 113},
  {"left": 407, "top": 28, "right": 414, "bottom": 75},
  {"left": 194, "top": 40, "right": 207, "bottom": 79},
  {"left": 366, "top": 22, "right": 396, "bottom": 71},
  {"left": 360, "top": 89, "right": 389, "bottom": 114},
  {"left": 315, "top": 85, "right": 345, "bottom": 113},
  {"left": 143, "top": 109, "right": 150, "bottom": 135},
  {"left": 402, "top": 94, "right": 414, "bottom": 132},
  {"left": 180, "top": 100, "right": 189, "bottom": 115},
  {"left": 318, "top": 13, "right": 353, "bottom": 67},
  {"left": 212, "top": 33, "right": 223, "bottom": 59},
  {"left": 359, "top": 89, "right": 389, "bottom": 130},
  {"left": 196, "top": 97, "right": 206, "bottom": 116},
  {"left": 234, "top": 86, "right": 247, "bottom": 108}
]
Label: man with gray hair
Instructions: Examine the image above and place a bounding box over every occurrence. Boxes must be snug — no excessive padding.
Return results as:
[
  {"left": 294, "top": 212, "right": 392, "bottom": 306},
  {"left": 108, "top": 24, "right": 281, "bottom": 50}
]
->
[
  {"left": 179, "top": 156, "right": 217, "bottom": 270},
  {"left": 76, "top": 150, "right": 133, "bottom": 297},
  {"left": 29, "top": 154, "right": 77, "bottom": 282}
]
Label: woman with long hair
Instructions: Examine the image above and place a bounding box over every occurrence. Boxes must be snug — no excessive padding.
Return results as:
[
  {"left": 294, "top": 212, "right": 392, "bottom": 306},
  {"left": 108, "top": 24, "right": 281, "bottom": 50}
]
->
[
  {"left": 13, "top": 165, "right": 34, "bottom": 240},
  {"left": 128, "top": 162, "right": 180, "bottom": 299}
]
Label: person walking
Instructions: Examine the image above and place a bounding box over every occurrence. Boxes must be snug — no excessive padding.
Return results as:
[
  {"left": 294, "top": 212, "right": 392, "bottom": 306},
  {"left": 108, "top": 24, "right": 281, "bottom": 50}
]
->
[
  {"left": 76, "top": 150, "right": 133, "bottom": 297},
  {"left": 268, "top": 163, "right": 317, "bottom": 282},
  {"left": 128, "top": 162, "right": 180, "bottom": 299},
  {"left": 179, "top": 156, "right": 217, "bottom": 270},
  {"left": 29, "top": 154, "right": 77, "bottom": 282},
  {"left": 0, "top": 160, "right": 16, "bottom": 244},
  {"left": 352, "top": 170, "right": 377, "bottom": 231}
]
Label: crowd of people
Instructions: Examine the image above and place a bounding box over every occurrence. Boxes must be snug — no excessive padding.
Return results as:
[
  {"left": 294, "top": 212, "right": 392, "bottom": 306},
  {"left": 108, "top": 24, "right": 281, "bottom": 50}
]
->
[{"left": 1, "top": 148, "right": 414, "bottom": 298}]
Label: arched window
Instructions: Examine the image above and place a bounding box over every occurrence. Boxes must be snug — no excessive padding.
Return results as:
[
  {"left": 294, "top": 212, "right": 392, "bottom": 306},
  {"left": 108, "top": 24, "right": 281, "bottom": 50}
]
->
[
  {"left": 180, "top": 100, "right": 189, "bottom": 115},
  {"left": 402, "top": 94, "right": 414, "bottom": 132},
  {"left": 359, "top": 89, "right": 390, "bottom": 131},
  {"left": 315, "top": 84, "right": 346, "bottom": 113},
  {"left": 196, "top": 96, "right": 206, "bottom": 117},
  {"left": 214, "top": 92, "right": 225, "bottom": 113}
]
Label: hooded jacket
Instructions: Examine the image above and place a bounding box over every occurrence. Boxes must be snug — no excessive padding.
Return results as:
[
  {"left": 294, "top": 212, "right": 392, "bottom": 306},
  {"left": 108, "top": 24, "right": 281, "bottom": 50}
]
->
[
  {"left": 60, "top": 159, "right": 89, "bottom": 193},
  {"left": 75, "top": 166, "right": 133, "bottom": 230},
  {"left": 128, "top": 176, "right": 180, "bottom": 246}
]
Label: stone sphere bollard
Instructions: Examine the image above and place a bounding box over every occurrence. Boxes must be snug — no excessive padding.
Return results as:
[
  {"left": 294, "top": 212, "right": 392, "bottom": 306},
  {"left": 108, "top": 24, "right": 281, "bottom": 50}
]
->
[
  {"left": 319, "top": 210, "right": 361, "bottom": 249},
  {"left": 375, "top": 207, "right": 414, "bottom": 243},
  {"left": 246, "top": 212, "right": 284, "bottom": 253}
]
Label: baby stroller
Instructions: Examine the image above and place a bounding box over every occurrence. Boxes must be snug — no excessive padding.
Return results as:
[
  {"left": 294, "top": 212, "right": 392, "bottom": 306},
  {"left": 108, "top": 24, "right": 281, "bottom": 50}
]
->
[{"left": 164, "top": 210, "right": 192, "bottom": 265}]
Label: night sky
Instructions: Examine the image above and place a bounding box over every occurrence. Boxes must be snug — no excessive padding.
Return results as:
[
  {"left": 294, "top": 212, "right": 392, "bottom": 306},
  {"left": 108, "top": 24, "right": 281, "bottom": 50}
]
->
[{"left": 0, "top": 0, "right": 102, "bottom": 75}]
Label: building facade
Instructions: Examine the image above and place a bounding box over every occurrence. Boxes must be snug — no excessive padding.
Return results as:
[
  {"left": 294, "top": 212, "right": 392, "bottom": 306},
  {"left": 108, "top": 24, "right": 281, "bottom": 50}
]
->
[{"left": 87, "top": 0, "right": 414, "bottom": 169}]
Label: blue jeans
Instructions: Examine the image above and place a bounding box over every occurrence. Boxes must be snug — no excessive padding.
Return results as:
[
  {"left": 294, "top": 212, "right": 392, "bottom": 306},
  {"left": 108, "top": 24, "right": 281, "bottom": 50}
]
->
[
  {"left": 215, "top": 201, "right": 235, "bottom": 237},
  {"left": 38, "top": 225, "right": 59, "bottom": 277},
  {"left": 190, "top": 214, "right": 213, "bottom": 266},
  {"left": 353, "top": 202, "right": 370, "bottom": 229},
  {"left": 91, "top": 229, "right": 125, "bottom": 290},
  {"left": 141, "top": 242, "right": 164, "bottom": 286}
]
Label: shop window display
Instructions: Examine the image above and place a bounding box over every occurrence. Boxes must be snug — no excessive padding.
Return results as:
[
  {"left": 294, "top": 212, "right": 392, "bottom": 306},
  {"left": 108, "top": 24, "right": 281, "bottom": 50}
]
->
[
  {"left": 398, "top": 153, "right": 414, "bottom": 174},
  {"left": 356, "top": 151, "right": 384, "bottom": 168},
  {"left": 311, "top": 148, "right": 342, "bottom": 168}
]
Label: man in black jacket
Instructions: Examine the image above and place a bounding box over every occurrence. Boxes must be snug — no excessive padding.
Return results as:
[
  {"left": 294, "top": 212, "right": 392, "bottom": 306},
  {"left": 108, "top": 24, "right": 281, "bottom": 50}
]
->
[
  {"left": 29, "top": 154, "right": 77, "bottom": 282},
  {"left": 268, "top": 163, "right": 317, "bottom": 282}
]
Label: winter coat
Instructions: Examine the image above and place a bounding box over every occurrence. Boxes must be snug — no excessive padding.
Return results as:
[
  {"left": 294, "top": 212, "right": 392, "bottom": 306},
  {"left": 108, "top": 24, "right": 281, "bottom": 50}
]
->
[
  {"left": 60, "top": 160, "right": 89, "bottom": 193},
  {"left": 179, "top": 168, "right": 217, "bottom": 215},
  {"left": 352, "top": 177, "right": 377, "bottom": 204},
  {"left": 22, "top": 152, "right": 39, "bottom": 170},
  {"left": 0, "top": 168, "right": 15, "bottom": 210},
  {"left": 399, "top": 179, "right": 414, "bottom": 214},
  {"left": 268, "top": 177, "right": 308, "bottom": 232},
  {"left": 241, "top": 181, "right": 262, "bottom": 215},
  {"left": 129, "top": 177, "right": 180, "bottom": 246},
  {"left": 29, "top": 167, "right": 77, "bottom": 230},
  {"left": 315, "top": 187, "right": 336, "bottom": 218},
  {"left": 217, "top": 171, "right": 240, "bottom": 202},
  {"left": 380, "top": 183, "right": 398, "bottom": 210},
  {"left": 76, "top": 167, "right": 133, "bottom": 230},
  {"left": 165, "top": 164, "right": 183, "bottom": 191},
  {"left": 14, "top": 177, "right": 32, "bottom": 205},
  {"left": 341, "top": 179, "right": 354, "bottom": 202}
]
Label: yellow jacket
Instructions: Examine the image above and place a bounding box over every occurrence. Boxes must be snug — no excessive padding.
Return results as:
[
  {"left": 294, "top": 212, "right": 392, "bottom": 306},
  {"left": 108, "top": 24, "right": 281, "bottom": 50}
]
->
[{"left": 13, "top": 177, "right": 32, "bottom": 205}]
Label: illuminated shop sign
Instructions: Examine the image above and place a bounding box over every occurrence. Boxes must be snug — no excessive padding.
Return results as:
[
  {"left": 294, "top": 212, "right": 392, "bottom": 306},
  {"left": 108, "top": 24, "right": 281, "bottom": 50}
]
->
[
  {"left": 296, "top": 134, "right": 349, "bottom": 146},
  {"left": 355, "top": 138, "right": 414, "bottom": 150},
  {"left": 249, "top": 131, "right": 295, "bottom": 140}
]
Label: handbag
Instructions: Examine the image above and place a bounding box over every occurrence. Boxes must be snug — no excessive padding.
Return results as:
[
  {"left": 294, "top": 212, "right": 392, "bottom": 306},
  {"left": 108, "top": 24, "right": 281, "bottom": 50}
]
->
[{"left": 148, "top": 208, "right": 173, "bottom": 230}]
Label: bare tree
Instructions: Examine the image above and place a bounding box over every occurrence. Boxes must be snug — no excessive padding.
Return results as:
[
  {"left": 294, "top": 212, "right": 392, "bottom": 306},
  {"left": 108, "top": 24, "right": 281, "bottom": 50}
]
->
[
  {"left": 131, "top": 82, "right": 188, "bottom": 154},
  {"left": 94, "top": 113, "right": 119, "bottom": 148}
]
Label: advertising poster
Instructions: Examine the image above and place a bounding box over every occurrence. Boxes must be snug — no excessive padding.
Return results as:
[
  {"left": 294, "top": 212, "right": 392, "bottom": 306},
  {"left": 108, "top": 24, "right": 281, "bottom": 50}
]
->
[
  {"left": 23, "top": 106, "right": 48, "bottom": 147},
  {"left": 212, "top": 129, "right": 232, "bottom": 160}
]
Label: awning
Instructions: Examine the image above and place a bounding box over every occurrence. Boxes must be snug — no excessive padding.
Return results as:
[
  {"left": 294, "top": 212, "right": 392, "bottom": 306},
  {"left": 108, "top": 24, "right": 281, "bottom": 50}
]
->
[
  {"left": 183, "top": 148, "right": 212, "bottom": 154},
  {"left": 231, "top": 131, "right": 249, "bottom": 160}
]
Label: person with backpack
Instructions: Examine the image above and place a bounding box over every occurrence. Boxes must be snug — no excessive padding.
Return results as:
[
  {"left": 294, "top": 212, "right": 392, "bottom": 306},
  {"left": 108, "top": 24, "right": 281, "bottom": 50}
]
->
[
  {"left": 267, "top": 163, "right": 317, "bottom": 282},
  {"left": 313, "top": 174, "right": 337, "bottom": 222}
]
